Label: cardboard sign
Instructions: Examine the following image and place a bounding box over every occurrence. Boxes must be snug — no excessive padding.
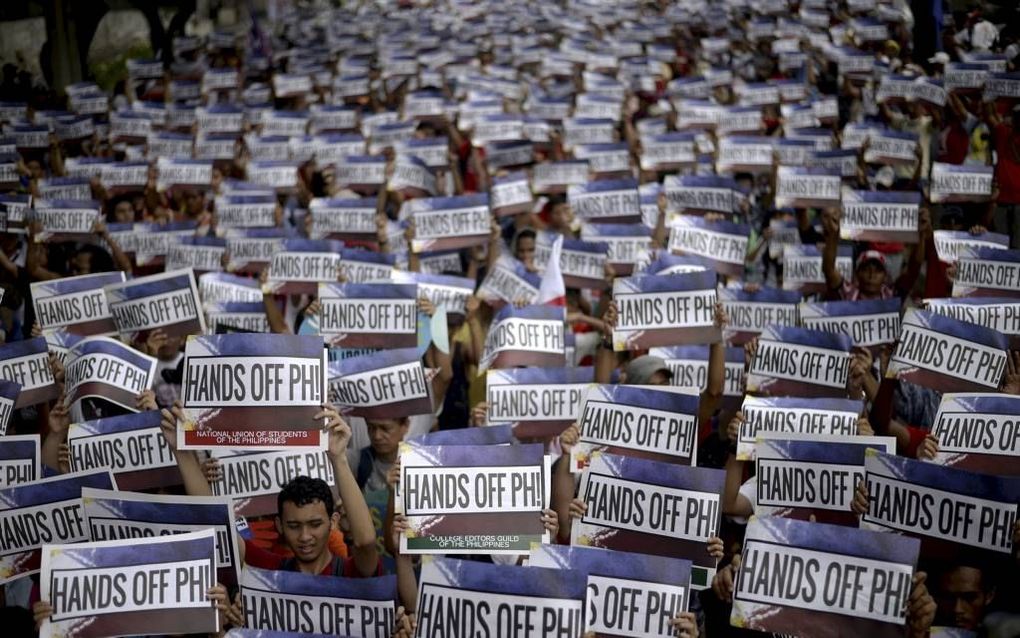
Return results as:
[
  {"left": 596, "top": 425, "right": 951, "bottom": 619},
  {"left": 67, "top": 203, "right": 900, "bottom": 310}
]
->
[
  {"left": 31, "top": 272, "right": 126, "bottom": 337},
  {"left": 953, "top": 247, "right": 1020, "bottom": 298},
  {"left": 532, "top": 160, "right": 590, "bottom": 194},
  {"left": 328, "top": 348, "right": 432, "bottom": 419},
  {"left": 737, "top": 397, "right": 864, "bottom": 460},
  {"left": 166, "top": 236, "right": 227, "bottom": 274},
  {"left": 580, "top": 223, "right": 653, "bottom": 277},
  {"left": 535, "top": 233, "right": 610, "bottom": 290},
  {"left": 799, "top": 298, "right": 902, "bottom": 347},
  {"left": 397, "top": 443, "right": 549, "bottom": 554},
  {"left": 567, "top": 179, "right": 642, "bottom": 224},
  {"left": 649, "top": 345, "right": 745, "bottom": 400},
  {"left": 337, "top": 248, "right": 396, "bottom": 284},
  {"left": 81, "top": 488, "right": 240, "bottom": 588},
  {"left": 224, "top": 228, "right": 287, "bottom": 274},
  {"left": 576, "top": 142, "right": 633, "bottom": 176},
  {"left": 318, "top": 283, "right": 418, "bottom": 348},
  {"left": 411, "top": 194, "right": 492, "bottom": 253},
  {"left": 0, "top": 470, "right": 115, "bottom": 584},
  {"left": 840, "top": 190, "right": 921, "bottom": 243},
  {"left": 782, "top": 243, "right": 853, "bottom": 294},
  {"left": 416, "top": 557, "right": 585, "bottom": 637},
  {"left": 198, "top": 272, "right": 263, "bottom": 306},
  {"left": 668, "top": 216, "right": 748, "bottom": 277},
  {"left": 573, "top": 454, "right": 724, "bottom": 589},
  {"left": 215, "top": 194, "right": 277, "bottom": 229},
  {"left": 486, "top": 366, "right": 593, "bottom": 439},
  {"left": 719, "top": 286, "right": 801, "bottom": 345},
  {"left": 927, "top": 297, "right": 1020, "bottom": 347},
  {"left": 930, "top": 163, "right": 993, "bottom": 203},
  {"left": 480, "top": 304, "right": 566, "bottom": 371},
  {"left": 732, "top": 517, "right": 919, "bottom": 638},
  {"left": 241, "top": 567, "right": 395, "bottom": 636},
  {"left": 490, "top": 171, "right": 534, "bottom": 216},
  {"left": 0, "top": 337, "right": 59, "bottom": 408},
  {"left": 573, "top": 385, "right": 700, "bottom": 470},
  {"left": 641, "top": 132, "right": 697, "bottom": 172},
  {"left": 390, "top": 272, "right": 474, "bottom": 315},
  {"left": 31, "top": 200, "right": 101, "bottom": 243},
  {"left": 263, "top": 239, "right": 343, "bottom": 296},
  {"left": 930, "top": 393, "right": 1020, "bottom": 476},
  {"left": 105, "top": 269, "right": 206, "bottom": 341},
  {"left": 208, "top": 448, "right": 335, "bottom": 518},
  {"left": 40, "top": 529, "right": 218, "bottom": 638},
  {"left": 613, "top": 271, "right": 720, "bottom": 350},
  {"left": 716, "top": 136, "right": 774, "bottom": 173},
  {"left": 477, "top": 255, "right": 541, "bottom": 305},
  {"left": 179, "top": 334, "right": 327, "bottom": 450},
  {"left": 0, "top": 434, "right": 39, "bottom": 488},
  {"left": 308, "top": 197, "right": 377, "bottom": 240},
  {"left": 662, "top": 175, "right": 738, "bottom": 214},
  {"left": 862, "top": 450, "right": 1019, "bottom": 557},
  {"left": 887, "top": 308, "right": 1007, "bottom": 393},
  {"left": 932, "top": 231, "right": 1010, "bottom": 265},
  {"left": 67, "top": 410, "right": 180, "bottom": 491},
  {"left": 774, "top": 166, "right": 841, "bottom": 208},
  {"left": 63, "top": 336, "right": 157, "bottom": 417},
  {"left": 206, "top": 302, "right": 270, "bottom": 334},
  {"left": 747, "top": 325, "right": 852, "bottom": 397}
]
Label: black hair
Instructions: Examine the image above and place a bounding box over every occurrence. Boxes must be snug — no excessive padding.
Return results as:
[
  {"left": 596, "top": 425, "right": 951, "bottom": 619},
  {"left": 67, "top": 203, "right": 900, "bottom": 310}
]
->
[{"left": 277, "top": 476, "right": 335, "bottom": 516}]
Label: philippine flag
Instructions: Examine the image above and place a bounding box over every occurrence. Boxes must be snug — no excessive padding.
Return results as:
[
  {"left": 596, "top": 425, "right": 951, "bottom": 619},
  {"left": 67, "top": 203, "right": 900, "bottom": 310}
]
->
[{"left": 536, "top": 234, "right": 567, "bottom": 307}]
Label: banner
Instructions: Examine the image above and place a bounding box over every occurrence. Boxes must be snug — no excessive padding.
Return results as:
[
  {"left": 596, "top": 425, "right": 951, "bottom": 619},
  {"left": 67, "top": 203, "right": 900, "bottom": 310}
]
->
[
  {"left": 208, "top": 448, "right": 335, "bottom": 518},
  {"left": 930, "top": 163, "right": 993, "bottom": 203},
  {"left": 180, "top": 333, "right": 327, "bottom": 450},
  {"left": 397, "top": 443, "right": 549, "bottom": 554},
  {"left": 667, "top": 216, "right": 748, "bottom": 277},
  {"left": 63, "top": 336, "right": 157, "bottom": 418},
  {"left": 927, "top": 297, "right": 1020, "bottom": 347},
  {"left": 573, "top": 385, "right": 699, "bottom": 470},
  {"left": 799, "top": 298, "right": 902, "bottom": 347},
  {"left": 242, "top": 567, "right": 395, "bottom": 636},
  {"left": 480, "top": 304, "right": 566, "bottom": 371},
  {"left": 328, "top": 348, "right": 432, "bottom": 419},
  {"left": 318, "top": 283, "right": 418, "bottom": 348},
  {"left": 887, "top": 308, "right": 1007, "bottom": 393},
  {"left": 952, "top": 247, "right": 1020, "bottom": 298},
  {"left": 0, "top": 434, "right": 39, "bottom": 488},
  {"left": 31, "top": 272, "right": 127, "bottom": 337},
  {"left": 411, "top": 194, "right": 491, "bottom": 253},
  {"left": 572, "top": 453, "right": 724, "bottom": 588},
  {"left": 840, "top": 190, "right": 921, "bottom": 243},
  {"left": 415, "top": 557, "right": 585, "bottom": 638},
  {"left": 40, "top": 529, "right": 218, "bottom": 638},
  {"left": 263, "top": 239, "right": 344, "bottom": 296},
  {"left": 0, "top": 337, "right": 59, "bottom": 408},
  {"left": 612, "top": 271, "right": 719, "bottom": 350},
  {"left": 731, "top": 516, "right": 919, "bottom": 638},
  {"left": 529, "top": 545, "right": 691, "bottom": 638},
  {"left": 0, "top": 470, "right": 115, "bottom": 584},
  {"left": 930, "top": 393, "right": 1020, "bottom": 476},
  {"left": 67, "top": 410, "right": 180, "bottom": 491},
  {"left": 782, "top": 243, "right": 854, "bottom": 293},
  {"left": 932, "top": 231, "right": 1010, "bottom": 265},
  {"left": 81, "top": 488, "right": 240, "bottom": 588},
  {"left": 746, "top": 325, "right": 852, "bottom": 397},
  {"left": 718, "top": 286, "right": 801, "bottom": 345},
  {"left": 567, "top": 179, "right": 641, "bottom": 224},
  {"left": 485, "top": 366, "right": 593, "bottom": 438},
  {"left": 862, "top": 450, "right": 1019, "bottom": 557},
  {"left": 105, "top": 269, "right": 206, "bottom": 341},
  {"left": 737, "top": 397, "right": 865, "bottom": 460}
]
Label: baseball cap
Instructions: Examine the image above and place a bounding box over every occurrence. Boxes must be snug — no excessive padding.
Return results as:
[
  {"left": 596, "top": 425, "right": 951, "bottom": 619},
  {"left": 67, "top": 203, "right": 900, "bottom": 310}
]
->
[
  {"left": 856, "top": 250, "right": 887, "bottom": 269},
  {"left": 624, "top": 355, "right": 673, "bottom": 385}
]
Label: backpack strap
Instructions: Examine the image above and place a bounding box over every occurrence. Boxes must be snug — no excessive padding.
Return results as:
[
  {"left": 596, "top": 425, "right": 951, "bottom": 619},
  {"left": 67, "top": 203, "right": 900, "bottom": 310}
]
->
[{"left": 331, "top": 555, "right": 344, "bottom": 576}]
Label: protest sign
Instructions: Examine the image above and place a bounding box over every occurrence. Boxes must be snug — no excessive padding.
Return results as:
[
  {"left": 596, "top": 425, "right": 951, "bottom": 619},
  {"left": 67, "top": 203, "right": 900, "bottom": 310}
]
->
[
  {"left": 863, "top": 129, "right": 919, "bottom": 166},
  {"left": 477, "top": 255, "right": 542, "bottom": 305},
  {"left": 576, "top": 142, "right": 633, "bottom": 177},
  {"left": 209, "top": 448, "right": 335, "bottom": 518},
  {"left": 649, "top": 345, "right": 745, "bottom": 402},
  {"left": 529, "top": 545, "right": 691, "bottom": 638},
  {"left": 318, "top": 283, "right": 418, "bottom": 348},
  {"left": 38, "top": 177, "right": 91, "bottom": 201},
  {"left": 668, "top": 216, "right": 748, "bottom": 277},
  {"left": 746, "top": 325, "right": 852, "bottom": 397},
  {"left": 215, "top": 193, "right": 277, "bottom": 229},
  {"left": 63, "top": 336, "right": 157, "bottom": 418},
  {"left": 718, "top": 286, "right": 801, "bottom": 345},
  {"left": 81, "top": 487, "right": 240, "bottom": 587},
  {"left": 480, "top": 304, "right": 566, "bottom": 371},
  {"left": 207, "top": 302, "right": 270, "bottom": 334},
  {"left": 774, "top": 166, "right": 841, "bottom": 208},
  {"left": 930, "top": 393, "right": 1020, "bottom": 476},
  {"left": 31, "top": 200, "right": 101, "bottom": 243},
  {"left": 612, "top": 271, "right": 719, "bottom": 350},
  {"left": 31, "top": 272, "right": 126, "bottom": 337},
  {"left": 930, "top": 163, "right": 993, "bottom": 203},
  {"left": 573, "top": 385, "right": 700, "bottom": 470},
  {"left": 199, "top": 272, "right": 264, "bottom": 306},
  {"left": 782, "top": 243, "right": 853, "bottom": 293},
  {"left": 328, "top": 348, "right": 432, "bottom": 419},
  {"left": 0, "top": 470, "right": 115, "bottom": 584},
  {"left": 737, "top": 397, "right": 865, "bottom": 460},
  {"left": 952, "top": 247, "right": 1020, "bottom": 298},
  {"left": 39, "top": 528, "right": 218, "bottom": 638},
  {"left": 535, "top": 234, "right": 609, "bottom": 290},
  {"left": 242, "top": 567, "right": 395, "bottom": 637},
  {"left": 731, "top": 516, "right": 919, "bottom": 638},
  {"left": 755, "top": 436, "right": 895, "bottom": 525},
  {"left": 0, "top": 337, "right": 59, "bottom": 408},
  {"left": 887, "top": 308, "right": 1007, "bottom": 393},
  {"left": 485, "top": 366, "right": 593, "bottom": 439},
  {"left": 532, "top": 160, "right": 590, "bottom": 194},
  {"left": 105, "top": 269, "right": 206, "bottom": 341},
  {"left": 248, "top": 160, "right": 300, "bottom": 191},
  {"left": 0, "top": 435, "right": 39, "bottom": 488},
  {"left": 662, "top": 175, "right": 737, "bottom": 214},
  {"left": 580, "top": 224, "right": 652, "bottom": 277},
  {"left": 567, "top": 179, "right": 641, "bottom": 224},
  {"left": 0, "top": 194, "right": 30, "bottom": 234},
  {"left": 118, "top": 220, "right": 201, "bottom": 267},
  {"left": 224, "top": 228, "right": 288, "bottom": 274},
  {"left": 932, "top": 231, "right": 1010, "bottom": 265},
  {"left": 927, "top": 297, "right": 1020, "bottom": 347},
  {"left": 489, "top": 172, "right": 534, "bottom": 217},
  {"left": 308, "top": 197, "right": 377, "bottom": 241},
  {"left": 0, "top": 380, "right": 21, "bottom": 435},
  {"left": 337, "top": 248, "right": 396, "bottom": 284},
  {"left": 388, "top": 155, "right": 436, "bottom": 196},
  {"left": 263, "top": 239, "right": 344, "bottom": 296},
  {"left": 799, "top": 298, "right": 902, "bottom": 347},
  {"left": 390, "top": 272, "right": 474, "bottom": 315},
  {"left": 411, "top": 194, "right": 491, "bottom": 253},
  {"left": 415, "top": 557, "right": 585, "bottom": 638},
  {"left": 407, "top": 425, "right": 515, "bottom": 448},
  {"left": 573, "top": 453, "right": 724, "bottom": 588},
  {"left": 862, "top": 450, "right": 1019, "bottom": 557},
  {"left": 716, "top": 136, "right": 773, "bottom": 174},
  {"left": 397, "top": 443, "right": 549, "bottom": 554},
  {"left": 337, "top": 156, "right": 387, "bottom": 191},
  {"left": 840, "top": 190, "right": 921, "bottom": 243},
  {"left": 179, "top": 333, "right": 327, "bottom": 450},
  {"left": 67, "top": 410, "right": 179, "bottom": 491}
]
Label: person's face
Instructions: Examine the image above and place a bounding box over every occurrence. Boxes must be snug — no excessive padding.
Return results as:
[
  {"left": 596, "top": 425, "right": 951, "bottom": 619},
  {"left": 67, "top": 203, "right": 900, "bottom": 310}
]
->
[
  {"left": 856, "top": 261, "right": 885, "bottom": 295},
  {"left": 550, "top": 204, "right": 573, "bottom": 231},
  {"left": 185, "top": 191, "right": 204, "bottom": 214},
  {"left": 113, "top": 201, "right": 134, "bottom": 223},
  {"left": 366, "top": 419, "right": 408, "bottom": 455},
  {"left": 935, "top": 567, "right": 994, "bottom": 630},
  {"left": 70, "top": 252, "right": 92, "bottom": 276},
  {"left": 27, "top": 160, "right": 43, "bottom": 180},
  {"left": 516, "top": 236, "right": 536, "bottom": 266},
  {"left": 276, "top": 499, "right": 335, "bottom": 564}
]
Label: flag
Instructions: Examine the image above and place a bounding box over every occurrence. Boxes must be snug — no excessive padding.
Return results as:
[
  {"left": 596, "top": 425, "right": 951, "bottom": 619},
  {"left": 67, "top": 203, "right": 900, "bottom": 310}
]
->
[{"left": 537, "top": 234, "right": 566, "bottom": 306}]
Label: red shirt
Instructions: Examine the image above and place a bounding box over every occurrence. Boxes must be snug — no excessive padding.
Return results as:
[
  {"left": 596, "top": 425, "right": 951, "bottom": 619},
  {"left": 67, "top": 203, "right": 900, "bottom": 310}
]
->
[
  {"left": 993, "top": 123, "right": 1020, "bottom": 204},
  {"left": 243, "top": 539, "right": 381, "bottom": 577}
]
